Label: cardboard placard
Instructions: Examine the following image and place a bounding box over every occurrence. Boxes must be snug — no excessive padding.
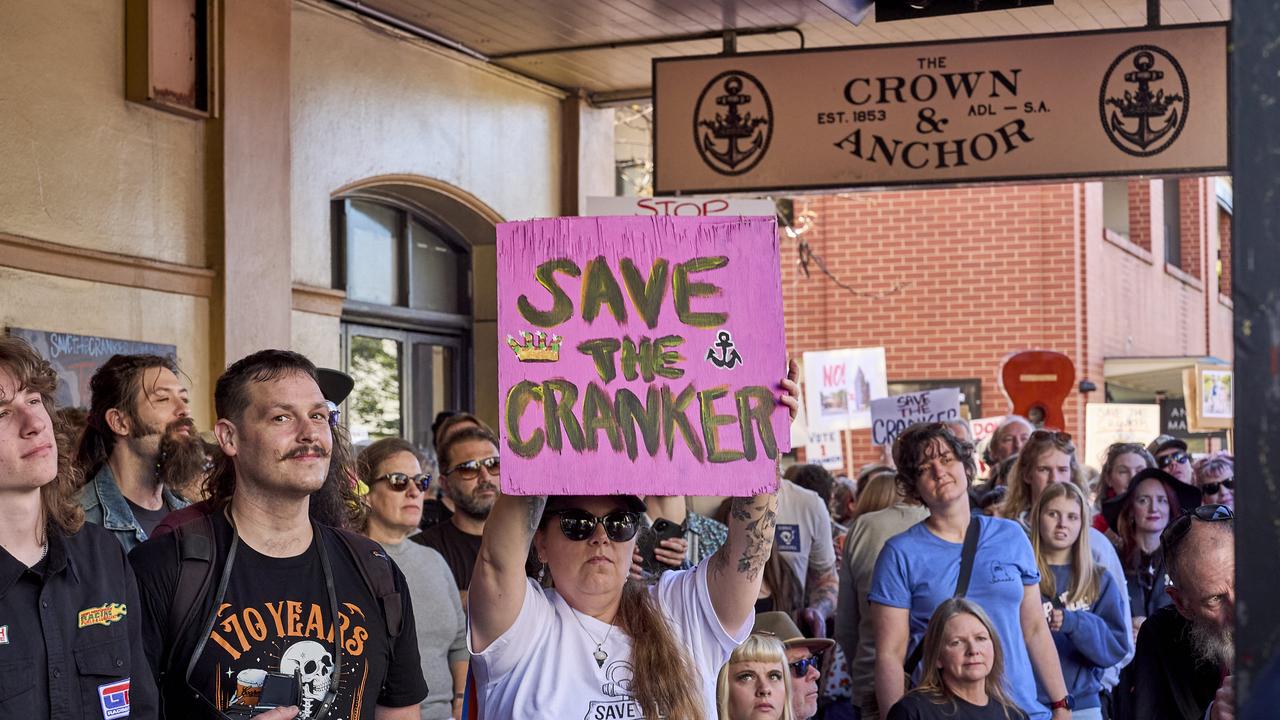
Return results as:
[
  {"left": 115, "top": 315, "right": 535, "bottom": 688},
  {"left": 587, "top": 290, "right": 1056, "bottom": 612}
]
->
[
  {"left": 802, "top": 347, "right": 888, "bottom": 431},
  {"left": 805, "top": 431, "right": 845, "bottom": 472},
  {"left": 1084, "top": 403, "right": 1161, "bottom": 467},
  {"left": 870, "top": 388, "right": 962, "bottom": 447},
  {"left": 496, "top": 216, "right": 790, "bottom": 496}
]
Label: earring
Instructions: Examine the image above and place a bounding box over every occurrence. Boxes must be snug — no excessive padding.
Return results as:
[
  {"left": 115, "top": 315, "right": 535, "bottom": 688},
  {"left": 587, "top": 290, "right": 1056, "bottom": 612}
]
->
[{"left": 537, "top": 563, "right": 548, "bottom": 583}]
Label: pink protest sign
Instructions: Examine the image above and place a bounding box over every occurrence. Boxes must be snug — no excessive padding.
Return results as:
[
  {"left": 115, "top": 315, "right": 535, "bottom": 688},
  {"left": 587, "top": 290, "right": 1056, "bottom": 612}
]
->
[{"left": 497, "top": 215, "right": 789, "bottom": 497}]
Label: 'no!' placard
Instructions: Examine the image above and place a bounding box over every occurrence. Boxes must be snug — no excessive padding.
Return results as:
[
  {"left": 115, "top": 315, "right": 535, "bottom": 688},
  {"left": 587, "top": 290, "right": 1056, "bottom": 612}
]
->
[{"left": 497, "top": 216, "right": 790, "bottom": 496}]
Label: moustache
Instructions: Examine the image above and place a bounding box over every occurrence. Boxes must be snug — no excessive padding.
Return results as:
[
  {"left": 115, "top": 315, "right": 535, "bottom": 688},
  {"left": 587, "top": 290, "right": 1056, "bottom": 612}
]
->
[
  {"left": 283, "top": 444, "right": 329, "bottom": 460},
  {"left": 165, "top": 417, "right": 198, "bottom": 436}
]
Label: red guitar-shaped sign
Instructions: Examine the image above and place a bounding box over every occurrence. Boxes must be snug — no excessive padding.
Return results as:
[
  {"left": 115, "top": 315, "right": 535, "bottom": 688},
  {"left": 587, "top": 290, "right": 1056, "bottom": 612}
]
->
[{"left": 1000, "top": 351, "right": 1075, "bottom": 430}]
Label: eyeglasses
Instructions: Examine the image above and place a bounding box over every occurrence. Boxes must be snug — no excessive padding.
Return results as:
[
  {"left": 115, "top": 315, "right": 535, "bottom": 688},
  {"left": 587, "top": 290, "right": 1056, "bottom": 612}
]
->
[
  {"left": 788, "top": 650, "right": 825, "bottom": 678},
  {"left": 372, "top": 472, "right": 431, "bottom": 492},
  {"left": 1200, "top": 478, "right": 1234, "bottom": 496},
  {"left": 444, "top": 456, "right": 500, "bottom": 480},
  {"left": 1030, "top": 429, "right": 1073, "bottom": 443},
  {"left": 551, "top": 509, "right": 641, "bottom": 542},
  {"left": 1157, "top": 451, "right": 1190, "bottom": 468},
  {"left": 1160, "top": 504, "right": 1233, "bottom": 554}
]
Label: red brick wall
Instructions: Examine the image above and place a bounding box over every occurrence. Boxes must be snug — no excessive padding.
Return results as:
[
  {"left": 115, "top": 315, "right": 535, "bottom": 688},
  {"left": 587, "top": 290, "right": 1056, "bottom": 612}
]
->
[
  {"left": 1128, "top": 180, "right": 1152, "bottom": 250},
  {"left": 1218, "top": 207, "right": 1232, "bottom": 298},
  {"left": 784, "top": 184, "right": 1083, "bottom": 471},
  {"left": 1179, "top": 179, "right": 1204, "bottom": 278}
]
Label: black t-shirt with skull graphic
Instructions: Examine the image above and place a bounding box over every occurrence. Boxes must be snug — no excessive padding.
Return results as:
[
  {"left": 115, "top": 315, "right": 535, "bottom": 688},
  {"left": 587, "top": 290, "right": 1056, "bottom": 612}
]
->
[{"left": 130, "top": 511, "right": 427, "bottom": 720}]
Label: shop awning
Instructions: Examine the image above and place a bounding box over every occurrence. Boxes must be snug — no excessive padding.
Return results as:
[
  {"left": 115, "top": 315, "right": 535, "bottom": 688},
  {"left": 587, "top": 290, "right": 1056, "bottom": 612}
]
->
[{"left": 1103, "top": 355, "right": 1230, "bottom": 401}]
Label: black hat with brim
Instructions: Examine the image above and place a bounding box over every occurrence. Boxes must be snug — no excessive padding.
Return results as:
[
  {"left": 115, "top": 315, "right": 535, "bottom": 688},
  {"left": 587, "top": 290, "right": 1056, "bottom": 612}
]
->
[
  {"left": 316, "top": 368, "right": 355, "bottom": 405},
  {"left": 1101, "top": 467, "right": 1203, "bottom": 529}
]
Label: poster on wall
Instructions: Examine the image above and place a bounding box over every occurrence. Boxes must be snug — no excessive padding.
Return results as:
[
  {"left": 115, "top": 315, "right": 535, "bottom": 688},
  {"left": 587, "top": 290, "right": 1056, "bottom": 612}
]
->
[
  {"left": 1084, "top": 403, "right": 1160, "bottom": 467},
  {"left": 803, "top": 347, "right": 888, "bottom": 431},
  {"left": 5, "top": 327, "right": 177, "bottom": 410},
  {"left": 496, "top": 216, "right": 790, "bottom": 497},
  {"left": 870, "top": 388, "right": 962, "bottom": 447}
]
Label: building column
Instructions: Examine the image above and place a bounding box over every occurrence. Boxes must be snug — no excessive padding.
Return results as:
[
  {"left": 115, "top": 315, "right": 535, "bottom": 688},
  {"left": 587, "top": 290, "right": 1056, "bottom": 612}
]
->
[{"left": 209, "top": 0, "right": 293, "bottom": 377}]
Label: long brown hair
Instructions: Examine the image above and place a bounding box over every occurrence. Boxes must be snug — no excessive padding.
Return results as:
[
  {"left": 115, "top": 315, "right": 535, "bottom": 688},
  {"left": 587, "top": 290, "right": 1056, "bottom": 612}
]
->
[
  {"left": 0, "top": 337, "right": 85, "bottom": 534},
  {"left": 73, "top": 353, "right": 179, "bottom": 479},
  {"left": 539, "top": 508, "right": 705, "bottom": 720},
  {"left": 999, "top": 431, "right": 1088, "bottom": 521},
  {"left": 911, "top": 598, "right": 1019, "bottom": 719},
  {"left": 760, "top": 544, "right": 804, "bottom": 615},
  {"left": 1114, "top": 476, "right": 1184, "bottom": 569},
  {"left": 1031, "top": 482, "right": 1101, "bottom": 607}
]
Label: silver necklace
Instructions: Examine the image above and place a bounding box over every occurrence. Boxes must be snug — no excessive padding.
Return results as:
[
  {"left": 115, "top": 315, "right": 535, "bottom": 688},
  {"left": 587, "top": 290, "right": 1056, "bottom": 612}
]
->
[{"left": 567, "top": 606, "right": 614, "bottom": 668}]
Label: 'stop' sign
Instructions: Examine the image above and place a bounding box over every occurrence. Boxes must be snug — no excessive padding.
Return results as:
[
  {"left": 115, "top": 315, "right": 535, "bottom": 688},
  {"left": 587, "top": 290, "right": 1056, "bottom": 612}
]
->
[
  {"left": 654, "top": 24, "right": 1227, "bottom": 194},
  {"left": 496, "top": 216, "right": 790, "bottom": 497}
]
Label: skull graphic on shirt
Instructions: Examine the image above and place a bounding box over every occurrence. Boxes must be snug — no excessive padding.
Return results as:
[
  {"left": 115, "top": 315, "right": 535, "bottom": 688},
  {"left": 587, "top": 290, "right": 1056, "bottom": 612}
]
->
[{"left": 280, "top": 640, "right": 334, "bottom": 717}]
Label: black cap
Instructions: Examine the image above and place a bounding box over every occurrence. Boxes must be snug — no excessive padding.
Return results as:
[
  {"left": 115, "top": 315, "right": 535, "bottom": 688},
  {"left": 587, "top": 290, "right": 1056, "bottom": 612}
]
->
[
  {"left": 1147, "top": 434, "right": 1188, "bottom": 456},
  {"left": 316, "top": 368, "right": 355, "bottom": 405},
  {"left": 1101, "top": 467, "right": 1203, "bottom": 529}
]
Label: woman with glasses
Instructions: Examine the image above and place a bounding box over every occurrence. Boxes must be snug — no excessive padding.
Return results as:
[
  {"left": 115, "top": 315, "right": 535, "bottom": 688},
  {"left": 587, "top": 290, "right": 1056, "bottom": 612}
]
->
[
  {"left": 869, "top": 423, "right": 1072, "bottom": 720},
  {"left": 358, "top": 438, "right": 468, "bottom": 720},
  {"left": 1192, "top": 453, "right": 1234, "bottom": 510},
  {"left": 1090, "top": 444, "right": 1155, "bottom": 534},
  {"left": 1029, "top": 483, "right": 1128, "bottom": 720},
  {"left": 1099, "top": 468, "right": 1200, "bottom": 641},
  {"left": 716, "top": 633, "right": 797, "bottom": 720},
  {"left": 885, "top": 598, "right": 1027, "bottom": 720},
  {"left": 465, "top": 364, "right": 801, "bottom": 719}
]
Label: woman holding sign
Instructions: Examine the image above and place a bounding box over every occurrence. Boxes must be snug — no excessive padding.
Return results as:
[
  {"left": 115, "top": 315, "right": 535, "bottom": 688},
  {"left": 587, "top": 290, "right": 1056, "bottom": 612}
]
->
[
  {"left": 466, "top": 363, "right": 801, "bottom": 720},
  {"left": 868, "top": 423, "right": 1073, "bottom": 720}
]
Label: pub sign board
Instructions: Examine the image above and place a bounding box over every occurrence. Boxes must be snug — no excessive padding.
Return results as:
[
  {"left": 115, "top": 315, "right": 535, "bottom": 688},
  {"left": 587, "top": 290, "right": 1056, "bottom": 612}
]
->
[
  {"left": 496, "top": 216, "right": 790, "bottom": 497},
  {"left": 654, "top": 24, "right": 1227, "bottom": 195},
  {"left": 6, "top": 327, "right": 178, "bottom": 410}
]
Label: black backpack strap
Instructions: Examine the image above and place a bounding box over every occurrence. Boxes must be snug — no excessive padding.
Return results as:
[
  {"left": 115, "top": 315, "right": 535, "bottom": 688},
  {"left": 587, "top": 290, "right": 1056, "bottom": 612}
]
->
[
  {"left": 954, "top": 516, "right": 982, "bottom": 599},
  {"left": 333, "top": 529, "right": 403, "bottom": 639},
  {"left": 902, "top": 517, "right": 982, "bottom": 675},
  {"left": 166, "top": 514, "right": 217, "bottom": 672}
]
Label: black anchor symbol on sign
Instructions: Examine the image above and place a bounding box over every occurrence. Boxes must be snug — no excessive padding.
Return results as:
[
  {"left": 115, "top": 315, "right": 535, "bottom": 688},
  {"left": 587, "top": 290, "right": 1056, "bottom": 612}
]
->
[{"left": 706, "top": 331, "right": 743, "bottom": 369}]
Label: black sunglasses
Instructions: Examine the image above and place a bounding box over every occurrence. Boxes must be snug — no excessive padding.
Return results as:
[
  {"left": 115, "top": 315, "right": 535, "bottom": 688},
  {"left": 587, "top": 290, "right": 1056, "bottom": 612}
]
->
[
  {"left": 788, "top": 650, "right": 825, "bottom": 678},
  {"left": 1200, "top": 478, "right": 1234, "bottom": 496},
  {"left": 445, "top": 456, "right": 500, "bottom": 480},
  {"left": 551, "top": 509, "right": 641, "bottom": 542},
  {"left": 1160, "top": 504, "right": 1233, "bottom": 552},
  {"left": 1157, "top": 451, "right": 1190, "bottom": 468},
  {"left": 372, "top": 472, "right": 431, "bottom": 492}
]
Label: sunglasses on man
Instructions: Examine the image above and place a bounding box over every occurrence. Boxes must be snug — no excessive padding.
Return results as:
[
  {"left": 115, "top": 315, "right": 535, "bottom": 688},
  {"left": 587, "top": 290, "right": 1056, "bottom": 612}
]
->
[
  {"left": 1200, "top": 477, "right": 1234, "bottom": 496},
  {"left": 549, "top": 509, "right": 642, "bottom": 542},
  {"left": 371, "top": 472, "right": 431, "bottom": 492},
  {"left": 444, "top": 456, "right": 500, "bottom": 480},
  {"left": 1160, "top": 503, "right": 1233, "bottom": 555},
  {"left": 789, "top": 650, "right": 825, "bottom": 678},
  {"left": 1157, "top": 451, "right": 1190, "bottom": 468}
]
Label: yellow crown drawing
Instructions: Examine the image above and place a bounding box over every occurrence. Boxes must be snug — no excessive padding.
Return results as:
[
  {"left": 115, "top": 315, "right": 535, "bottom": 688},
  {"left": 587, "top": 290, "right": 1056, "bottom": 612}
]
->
[{"left": 507, "top": 331, "right": 563, "bottom": 362}]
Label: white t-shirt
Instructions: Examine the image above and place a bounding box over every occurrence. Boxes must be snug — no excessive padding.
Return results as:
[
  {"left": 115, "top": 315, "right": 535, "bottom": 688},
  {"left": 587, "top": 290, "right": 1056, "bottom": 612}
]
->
[
  {"left": 775, "top": 480, "right": 836, "bottom": 592},
  {"left": 469, "top": 559, "right": 750, "bottom": 719}
]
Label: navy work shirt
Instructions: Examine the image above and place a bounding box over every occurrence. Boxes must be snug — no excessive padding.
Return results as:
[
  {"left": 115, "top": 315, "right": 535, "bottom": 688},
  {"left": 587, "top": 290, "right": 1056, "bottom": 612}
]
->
[{"left": 0, "top": 521, "right": 158, "bottom": 720}]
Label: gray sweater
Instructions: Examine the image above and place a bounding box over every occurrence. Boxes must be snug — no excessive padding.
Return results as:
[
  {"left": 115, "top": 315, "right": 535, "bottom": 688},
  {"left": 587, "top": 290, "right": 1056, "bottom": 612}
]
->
[{"left": 380, "top": 537, "right": 468, "bottom": 720}]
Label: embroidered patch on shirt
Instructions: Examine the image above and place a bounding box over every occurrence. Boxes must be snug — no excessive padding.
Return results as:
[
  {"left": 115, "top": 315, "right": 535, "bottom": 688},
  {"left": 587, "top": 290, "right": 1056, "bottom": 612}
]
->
[
  {"left": 98, "top": 679, "right": 131, "bottom": 718},
  {"left": 0, "top": 624, "right": 8, "bottom": 644},
  {"left": 775, "top": 524, "right": 802, "bottom": 552},
  {"left": 79, "top": 602, "right": 128, "bottom": 629}
]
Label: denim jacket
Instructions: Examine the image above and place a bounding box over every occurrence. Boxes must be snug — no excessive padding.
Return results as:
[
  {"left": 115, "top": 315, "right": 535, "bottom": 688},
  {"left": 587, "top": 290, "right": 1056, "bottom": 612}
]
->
[{"left": 79, "top": 463, "right": 191, "bottom": 552}]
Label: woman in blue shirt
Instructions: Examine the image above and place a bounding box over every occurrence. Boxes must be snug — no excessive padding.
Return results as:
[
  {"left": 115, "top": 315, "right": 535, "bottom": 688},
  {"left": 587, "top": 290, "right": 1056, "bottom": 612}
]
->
[
  {"left": 1031, "top": 482, "right": 1129, "bottom": 719},
  {"left": 869, "top": 423, "right": 1071, "bottom": 720}
]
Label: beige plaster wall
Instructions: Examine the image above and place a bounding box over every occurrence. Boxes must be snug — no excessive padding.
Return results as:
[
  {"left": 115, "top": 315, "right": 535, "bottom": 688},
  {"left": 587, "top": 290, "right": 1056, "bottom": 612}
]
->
[
  {"left": 0, "top": 0, "right": 206, "bottom": 265},
  {"left": 0, "top": 268, "right": 213, "bottom": 426},
  {"left": 291, "top": 310, "right": 342, "bottom": 370},
  {"left": 289, "top": 0, "right": 565, "bottom": 288}
]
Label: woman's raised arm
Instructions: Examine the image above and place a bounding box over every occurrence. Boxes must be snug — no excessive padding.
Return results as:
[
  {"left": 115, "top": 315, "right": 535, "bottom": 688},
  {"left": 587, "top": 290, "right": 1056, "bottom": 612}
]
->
[{"left": 468, "top": 494, "right": 547, "bottom": 652}]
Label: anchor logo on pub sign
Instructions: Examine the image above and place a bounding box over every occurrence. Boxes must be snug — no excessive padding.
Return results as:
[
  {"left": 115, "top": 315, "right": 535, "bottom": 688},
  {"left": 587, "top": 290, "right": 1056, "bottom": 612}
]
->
[
  {"left": 1099, "top": 45, "right": 1189, "bottom": 157},
  {"left": 693, "top": 70, "right": 773, "bottom": 175}
]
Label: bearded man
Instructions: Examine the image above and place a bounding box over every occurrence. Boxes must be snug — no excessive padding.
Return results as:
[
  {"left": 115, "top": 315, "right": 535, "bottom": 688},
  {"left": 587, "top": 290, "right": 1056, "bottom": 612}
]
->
[
  {"left": 74, "top": 354, "right": 201, "bottom": 549},
  {"left": 1119, "top": 504, "right": 1235, "bottom": 720},
  {"left": 414, "top": 425, "right": 500, "bottom": 607}
]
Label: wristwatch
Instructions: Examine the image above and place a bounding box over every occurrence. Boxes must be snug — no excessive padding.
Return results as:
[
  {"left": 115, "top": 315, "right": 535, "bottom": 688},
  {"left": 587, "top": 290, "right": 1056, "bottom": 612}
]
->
[{"left": 1049, "top": 695, "right": 1075, "bottom": 710}]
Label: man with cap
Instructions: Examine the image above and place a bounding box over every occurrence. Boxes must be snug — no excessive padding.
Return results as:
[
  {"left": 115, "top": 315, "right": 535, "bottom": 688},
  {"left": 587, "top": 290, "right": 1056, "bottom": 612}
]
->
[
  {"left": 754, "top": 610, "right": 835, "bottom": 719},
  {"left": 1148, "top": 435, "right": 1194, "bottom": 485}
]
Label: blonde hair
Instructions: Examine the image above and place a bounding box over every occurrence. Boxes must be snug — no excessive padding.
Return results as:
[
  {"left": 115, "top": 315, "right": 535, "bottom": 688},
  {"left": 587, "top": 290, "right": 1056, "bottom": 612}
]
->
[
  {"left": 911, "top": 598, "right": 1019, "bottom": 720},
  {"left": 1031, "top": 482, "right": 1102, "bottom": 607},
  {"left": 999, "top": 431, "right": 1089, "bottom": 521},
  {"left": 853, "top": 470, "right": 898, "bottom": 519},
  {"left": 716, "top": 634, "right": 796, "bottom": 720}
]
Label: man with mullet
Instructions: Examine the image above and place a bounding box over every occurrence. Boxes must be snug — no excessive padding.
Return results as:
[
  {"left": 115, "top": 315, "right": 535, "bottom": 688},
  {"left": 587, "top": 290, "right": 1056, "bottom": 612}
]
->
[
  {"left": 130, "top": 350, "right": 426, "bottom": 720},
  {"left": 75, "top": 353, "right": 199, "bottom": 550}
]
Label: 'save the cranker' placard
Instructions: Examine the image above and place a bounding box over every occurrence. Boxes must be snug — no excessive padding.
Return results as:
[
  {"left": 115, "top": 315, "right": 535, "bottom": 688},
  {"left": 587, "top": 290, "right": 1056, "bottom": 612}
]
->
[{"left": 497, "top": 216, "right": 790, "bottom": 496}]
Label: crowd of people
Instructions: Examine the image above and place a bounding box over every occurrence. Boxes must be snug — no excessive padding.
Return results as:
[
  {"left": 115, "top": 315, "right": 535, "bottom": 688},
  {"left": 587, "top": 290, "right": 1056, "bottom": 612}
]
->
[{"left": 0, "top": 336, "right": 1238, "bottom": 720}]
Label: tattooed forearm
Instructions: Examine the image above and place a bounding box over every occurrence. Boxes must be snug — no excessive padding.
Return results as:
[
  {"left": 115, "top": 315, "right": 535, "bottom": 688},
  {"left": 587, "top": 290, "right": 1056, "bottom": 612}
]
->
[
  {"left": 807, "top": 573, "right": 838, "bottom": 619},
  {"left": 737, "top": 504, "right": 777, "bottom": 575}
]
